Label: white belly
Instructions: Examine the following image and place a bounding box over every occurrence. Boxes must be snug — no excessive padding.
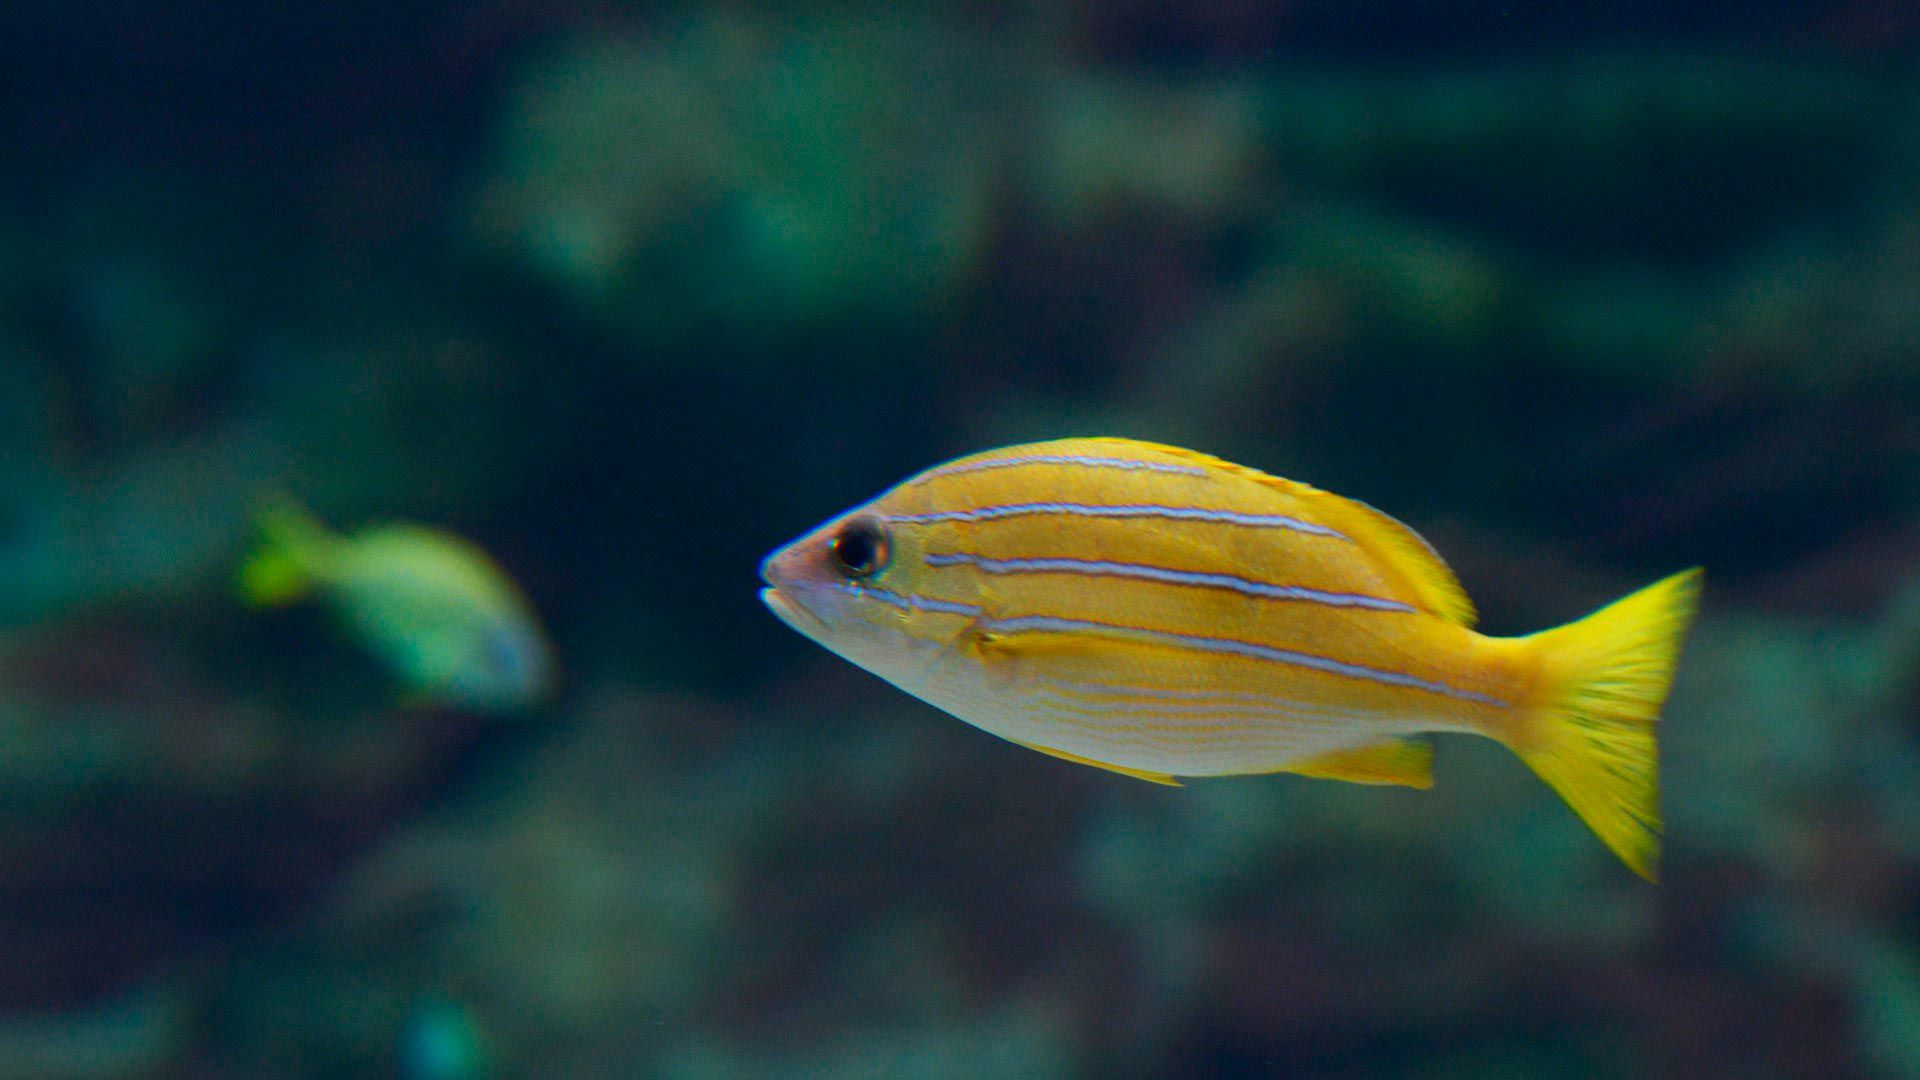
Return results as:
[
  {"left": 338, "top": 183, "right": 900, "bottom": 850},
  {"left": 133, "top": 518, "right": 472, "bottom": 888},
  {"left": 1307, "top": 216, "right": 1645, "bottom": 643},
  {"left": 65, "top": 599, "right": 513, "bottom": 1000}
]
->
[{"left": 905, "top": 655, "right": 1423, "bottom": 777}]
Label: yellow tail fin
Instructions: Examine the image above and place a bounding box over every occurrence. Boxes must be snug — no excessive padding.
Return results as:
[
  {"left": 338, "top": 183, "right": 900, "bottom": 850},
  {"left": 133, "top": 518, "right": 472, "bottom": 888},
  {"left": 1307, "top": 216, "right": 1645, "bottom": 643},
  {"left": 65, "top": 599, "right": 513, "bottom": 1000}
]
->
[
  {"left": 1508, "top": 568, "right": 1703, "bottom": 881},
  {"left": 237, "top": 500, "right": 334, "bottom": 606}
]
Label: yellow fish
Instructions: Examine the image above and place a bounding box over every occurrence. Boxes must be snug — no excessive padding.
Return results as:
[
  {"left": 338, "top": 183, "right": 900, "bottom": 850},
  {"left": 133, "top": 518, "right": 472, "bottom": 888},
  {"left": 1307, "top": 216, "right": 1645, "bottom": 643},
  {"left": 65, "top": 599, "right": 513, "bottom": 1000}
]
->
[
  {"left": 239, "top": 501, "right": 556, "bottom": 710},
  {"left": 760, "top": 437, "right": 1701, "bottom": 880}
]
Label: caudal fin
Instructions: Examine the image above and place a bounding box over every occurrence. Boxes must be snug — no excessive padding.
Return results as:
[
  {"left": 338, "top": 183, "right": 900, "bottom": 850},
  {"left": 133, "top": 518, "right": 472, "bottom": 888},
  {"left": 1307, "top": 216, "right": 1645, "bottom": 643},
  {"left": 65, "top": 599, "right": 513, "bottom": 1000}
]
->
[
  {"left": 1508, "top": 568, "right": 1703, "bottom": 881},
  {"left": 237, "top": 500, "right": 333, "bottom": 606}
]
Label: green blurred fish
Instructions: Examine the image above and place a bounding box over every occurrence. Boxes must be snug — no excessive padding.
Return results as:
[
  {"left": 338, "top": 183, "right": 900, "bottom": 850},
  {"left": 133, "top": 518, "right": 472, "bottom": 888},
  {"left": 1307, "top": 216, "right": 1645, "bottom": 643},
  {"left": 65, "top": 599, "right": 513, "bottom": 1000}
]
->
[{"left": 239, "top": 501, "right": 556, "bottom": 710}]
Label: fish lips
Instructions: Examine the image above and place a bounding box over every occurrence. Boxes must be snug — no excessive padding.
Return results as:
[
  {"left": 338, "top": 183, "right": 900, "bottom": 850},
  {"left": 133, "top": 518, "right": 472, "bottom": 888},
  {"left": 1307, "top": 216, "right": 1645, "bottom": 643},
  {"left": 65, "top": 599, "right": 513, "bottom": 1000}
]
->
[
  {"left": 759, "top": 549, "right": 830, "bottom": 636},
  {"left": 761, "top": 585, "right": 830, "bottom": 635}
]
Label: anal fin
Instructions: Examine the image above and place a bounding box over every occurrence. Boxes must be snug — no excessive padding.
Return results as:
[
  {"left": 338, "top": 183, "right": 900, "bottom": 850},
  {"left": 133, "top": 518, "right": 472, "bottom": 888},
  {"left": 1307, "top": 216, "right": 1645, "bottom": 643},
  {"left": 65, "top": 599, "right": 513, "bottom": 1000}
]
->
[
  {"left": 1013, "top": 740, "right": 1183, "bottom": 786},
  {"left": 1272, "top": 737, "right": 1433, "bottom": 789}
]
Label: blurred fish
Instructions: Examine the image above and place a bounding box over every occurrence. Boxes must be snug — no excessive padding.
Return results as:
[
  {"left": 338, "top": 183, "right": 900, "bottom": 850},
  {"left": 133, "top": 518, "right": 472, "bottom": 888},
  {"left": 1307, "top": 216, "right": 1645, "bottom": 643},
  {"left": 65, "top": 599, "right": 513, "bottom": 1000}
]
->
[
  {"left": 239, "top": 501, "right": 555, "bottom": 710},
  {"left": 760, "top": 438, "right": 1701, "bottom": 880}
]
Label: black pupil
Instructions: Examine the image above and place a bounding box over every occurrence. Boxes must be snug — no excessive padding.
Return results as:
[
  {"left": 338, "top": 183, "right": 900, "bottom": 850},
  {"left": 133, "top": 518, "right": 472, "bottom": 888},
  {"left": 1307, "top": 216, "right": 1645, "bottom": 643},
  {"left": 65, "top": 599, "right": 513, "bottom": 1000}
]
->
[{"left": 831, "top": 519, "right": 885, "bottom": 577}]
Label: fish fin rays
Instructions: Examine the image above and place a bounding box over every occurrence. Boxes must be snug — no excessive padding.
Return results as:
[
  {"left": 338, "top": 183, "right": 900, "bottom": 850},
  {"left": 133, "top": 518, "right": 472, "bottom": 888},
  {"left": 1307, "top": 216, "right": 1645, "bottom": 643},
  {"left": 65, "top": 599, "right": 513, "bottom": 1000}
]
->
[
  {"left": 1076, "top": 439, "right": 1476, "bottom": 626},
  {"left": 1289, "top": 494, "right": 1476, "bottom": 627},
  {"left": 1012, "top": 740, "right": 1183, "bottom": 786},
  {"left": 1504, "top": 567, "right": 1702, "bottom": 882},
  {"left": 1264, "top": 737, "right": 1434, "bottom": 788},
  {"left": 974, "top": 626, "right": 1086, "bottom": 655}
]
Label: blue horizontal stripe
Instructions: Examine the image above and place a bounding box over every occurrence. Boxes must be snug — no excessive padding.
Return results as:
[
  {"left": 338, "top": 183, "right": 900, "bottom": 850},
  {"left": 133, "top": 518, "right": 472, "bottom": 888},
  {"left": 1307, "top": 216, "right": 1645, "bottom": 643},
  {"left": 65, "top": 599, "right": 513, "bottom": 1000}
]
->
[
  {"left": 922, "top": 552, "right": 1412, "bottom": 611},
  {"left": 834, "top": 582, "right": 982, "bottom": 618},
  {"left": 887, "top": 502, "right": 1346, "bottom": 537},
  {"left": 981, "top": 614, "right": 1508, "bottom": 707}
]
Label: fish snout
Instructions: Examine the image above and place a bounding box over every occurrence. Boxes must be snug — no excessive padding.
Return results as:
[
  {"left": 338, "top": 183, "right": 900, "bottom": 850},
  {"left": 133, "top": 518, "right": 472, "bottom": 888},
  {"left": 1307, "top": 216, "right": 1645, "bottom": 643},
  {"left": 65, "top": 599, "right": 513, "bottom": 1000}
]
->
[
  {"left": 759, "top": 538, "right": 818, "bottom": 592},
  {"left": 758, "top": 536, "right": 833, "bottom": 635},
  {"left": 758, "top": 548, "right": 786, "bottom": 589}
]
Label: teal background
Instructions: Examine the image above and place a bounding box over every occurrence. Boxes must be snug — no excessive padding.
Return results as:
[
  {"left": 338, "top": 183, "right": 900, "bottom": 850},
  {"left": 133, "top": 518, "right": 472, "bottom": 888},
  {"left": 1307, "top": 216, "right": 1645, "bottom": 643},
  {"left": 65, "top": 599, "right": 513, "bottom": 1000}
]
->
[{"left": 1, "top": 3, "right": 1918, "bottom": 1076}]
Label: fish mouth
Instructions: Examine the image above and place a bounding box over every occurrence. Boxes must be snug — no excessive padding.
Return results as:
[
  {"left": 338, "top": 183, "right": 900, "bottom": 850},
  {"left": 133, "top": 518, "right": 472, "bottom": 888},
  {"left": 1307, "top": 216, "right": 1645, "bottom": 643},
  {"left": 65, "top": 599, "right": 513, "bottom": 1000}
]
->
[
  {"left": 760, "top": 585, "right": 827, "bottom": 635},
  {"left": 760, "top": 545, "right": 830, "bottom": 635}
]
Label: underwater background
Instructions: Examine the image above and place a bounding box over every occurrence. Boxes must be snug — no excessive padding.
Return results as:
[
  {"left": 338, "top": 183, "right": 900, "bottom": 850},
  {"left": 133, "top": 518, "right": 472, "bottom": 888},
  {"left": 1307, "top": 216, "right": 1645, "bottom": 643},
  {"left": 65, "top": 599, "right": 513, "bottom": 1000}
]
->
[{"left": 2, "top": 2, "right": 1919, "bottom": 1077}]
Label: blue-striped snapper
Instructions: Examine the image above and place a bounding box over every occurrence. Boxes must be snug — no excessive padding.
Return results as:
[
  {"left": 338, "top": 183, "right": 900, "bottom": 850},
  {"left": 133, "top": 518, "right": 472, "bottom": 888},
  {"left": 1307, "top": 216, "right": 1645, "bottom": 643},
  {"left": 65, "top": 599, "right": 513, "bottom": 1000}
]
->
[{"left": 760, "top": 437, "right": 1701, "bottom": 880}]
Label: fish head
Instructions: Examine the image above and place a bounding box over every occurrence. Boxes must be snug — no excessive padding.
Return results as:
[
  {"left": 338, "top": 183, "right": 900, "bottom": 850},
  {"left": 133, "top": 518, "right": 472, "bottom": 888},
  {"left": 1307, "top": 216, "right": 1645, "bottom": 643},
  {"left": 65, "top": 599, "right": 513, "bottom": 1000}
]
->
[
  {"left": 760, "top": 488, "right": 976, "bottom": 688},
  {"left": 449, "top": 614, "right": 558, "bottom": 708}
]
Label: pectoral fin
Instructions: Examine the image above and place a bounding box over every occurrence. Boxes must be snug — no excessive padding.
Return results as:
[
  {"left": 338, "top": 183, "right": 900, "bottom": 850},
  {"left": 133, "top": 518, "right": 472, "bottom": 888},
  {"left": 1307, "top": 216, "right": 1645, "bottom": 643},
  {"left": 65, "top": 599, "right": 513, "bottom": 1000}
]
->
[
  {"left": 970, "top": 623, "right": 1130, "bottom": 660},
  {"left": 968, "top": 623, "right": 1185, "bottom": 677},
  {"left": 1272, "top": 737, "right": 1433, "bottom": 789},
  {"left": 1013, "top": 740, "right": 1183, "bottom": 786}
]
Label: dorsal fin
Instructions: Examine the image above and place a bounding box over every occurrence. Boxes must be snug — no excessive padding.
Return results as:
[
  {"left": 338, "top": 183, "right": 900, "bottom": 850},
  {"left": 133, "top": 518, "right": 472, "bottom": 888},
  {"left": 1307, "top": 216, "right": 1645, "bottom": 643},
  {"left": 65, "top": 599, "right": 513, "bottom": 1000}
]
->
[
  {"left": 1080, "top": 438, "right": 1477, "bottom": 627},
  {"left": 1304, "top": 494, "right": 1476, "bottom": 627}
]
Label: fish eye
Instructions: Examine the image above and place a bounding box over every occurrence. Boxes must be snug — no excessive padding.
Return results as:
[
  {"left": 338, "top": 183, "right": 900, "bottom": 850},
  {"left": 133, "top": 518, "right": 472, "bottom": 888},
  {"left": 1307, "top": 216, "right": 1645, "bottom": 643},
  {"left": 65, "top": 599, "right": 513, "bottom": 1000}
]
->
[{"left": 828, "top": 516, "right": 890, "bottom": 579}]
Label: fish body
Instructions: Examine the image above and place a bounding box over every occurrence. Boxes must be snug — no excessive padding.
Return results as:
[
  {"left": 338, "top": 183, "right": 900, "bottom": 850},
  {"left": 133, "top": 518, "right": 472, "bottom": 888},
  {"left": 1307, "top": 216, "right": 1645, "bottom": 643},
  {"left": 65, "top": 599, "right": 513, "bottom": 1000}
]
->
[
  {"left": 240, "top": 502, "right": 555, "bottom": 710},
  {"left": 759, "top": 437, "right": 1701, "bottom": 879}
]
